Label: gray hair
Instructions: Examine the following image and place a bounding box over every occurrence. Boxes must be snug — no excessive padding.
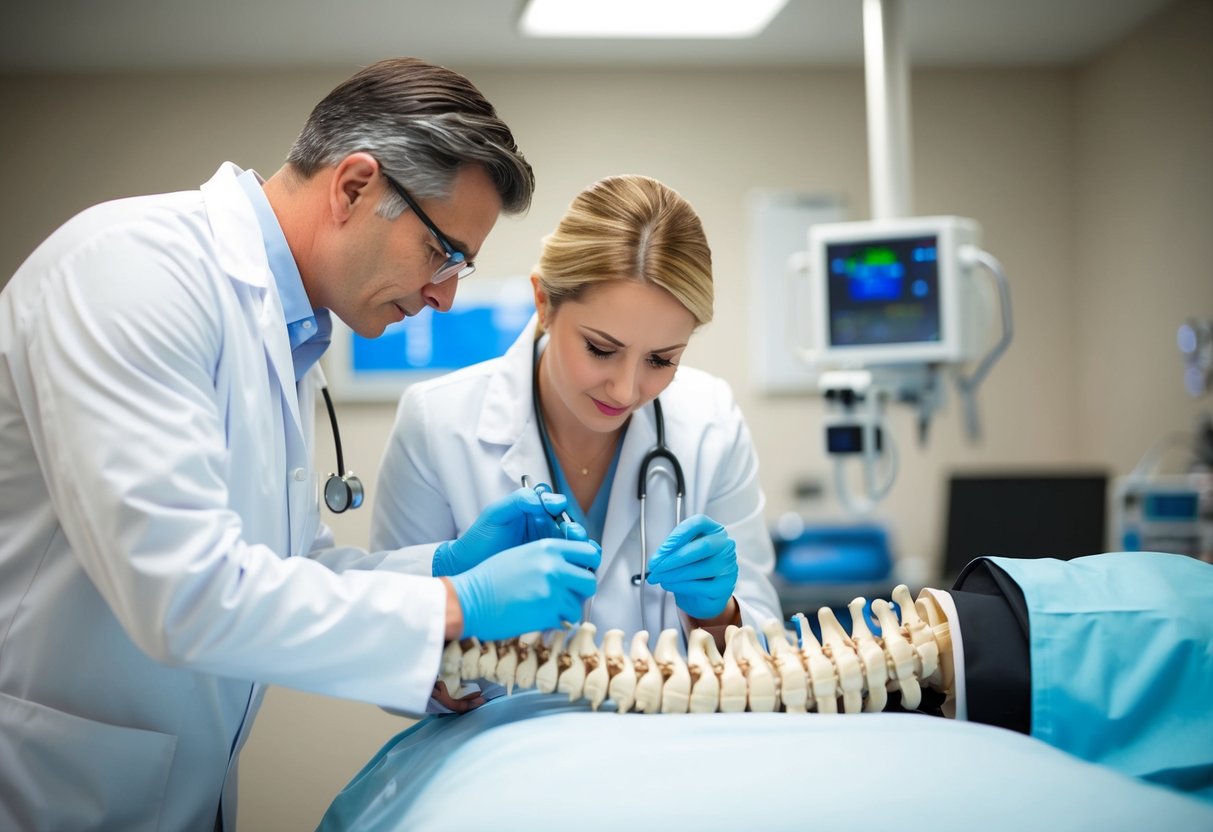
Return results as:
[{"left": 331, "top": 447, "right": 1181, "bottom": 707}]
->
[{"left": 286, "top": 57, "right": 534, "bottom": 218}]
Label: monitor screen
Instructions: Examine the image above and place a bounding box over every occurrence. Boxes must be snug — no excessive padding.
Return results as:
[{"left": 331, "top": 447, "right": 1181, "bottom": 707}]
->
[
  {"left": 351, "top": 303, "right": 531, "bottom": 373},
  {"left": 322, "top": 276, "right": 535, "bottom": 401},
  {"left": 942, "top": 472, "right": 1108, "bottom": 582},
  {"left": 825, "top": 234, "right": 941, "bottom": 348}
]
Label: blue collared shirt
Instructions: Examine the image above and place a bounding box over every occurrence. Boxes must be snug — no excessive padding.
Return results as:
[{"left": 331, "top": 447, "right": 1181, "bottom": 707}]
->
[{"left": 237, "top": 169, "right": 331, "bottom": 382}]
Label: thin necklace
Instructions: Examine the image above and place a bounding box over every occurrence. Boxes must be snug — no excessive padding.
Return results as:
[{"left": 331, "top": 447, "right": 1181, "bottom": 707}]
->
[{"left": 547, "top": 427, "right": 617, "bottom": 476}]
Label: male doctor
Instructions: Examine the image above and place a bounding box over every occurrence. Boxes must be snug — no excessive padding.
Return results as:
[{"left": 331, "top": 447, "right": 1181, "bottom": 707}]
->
[{"left": 0, "top": 57, "right": 599, "bottom": 830}]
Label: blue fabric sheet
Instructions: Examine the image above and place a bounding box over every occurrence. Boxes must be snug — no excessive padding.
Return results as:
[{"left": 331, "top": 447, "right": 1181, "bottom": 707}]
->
[
  {"left": 319, "top": 689, "right": 1213, "bottom": 831},
  {"left": 988, "top": 551, "right": 1213, "bottom": 799}
]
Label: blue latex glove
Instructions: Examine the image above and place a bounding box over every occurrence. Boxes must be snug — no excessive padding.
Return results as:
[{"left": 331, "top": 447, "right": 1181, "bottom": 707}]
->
[
  {"left": 448, "top": 539, "right": 602, "bottom": 641},
  {"left": 560, "top": 520, "right": 589, "bottom": 543},
  {"left": 433, "top": 486, "right": 571, "bottom": 577},
  {"left": 645, "top": 514, "right": 738, "bottom": 620}
]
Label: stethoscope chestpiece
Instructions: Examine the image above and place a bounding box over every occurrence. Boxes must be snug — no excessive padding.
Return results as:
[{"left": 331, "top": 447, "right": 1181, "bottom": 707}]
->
[
  {"left": 320, "top": 383, "right": 363, "bottom": 513},
  {"left": 324, "top": 472, "right": 364, "bottom": 514}
]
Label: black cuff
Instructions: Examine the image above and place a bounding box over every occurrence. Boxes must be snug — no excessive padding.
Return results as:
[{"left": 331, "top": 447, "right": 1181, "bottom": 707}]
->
[{"left": 950, "top": 559, "right": 1032, "bottom": 734}]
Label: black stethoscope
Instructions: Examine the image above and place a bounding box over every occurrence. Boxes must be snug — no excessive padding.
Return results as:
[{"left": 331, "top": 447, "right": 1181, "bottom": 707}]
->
[
  {"left": 320, "top": 385, "right": 364, "bottom": 513},
  {"left": 530, "top": 335, "right": 685, "bottom": 612}
]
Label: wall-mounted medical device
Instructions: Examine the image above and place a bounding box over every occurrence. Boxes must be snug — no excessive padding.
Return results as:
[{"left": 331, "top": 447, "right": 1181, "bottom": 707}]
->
[
  {"left": 807, "top": 215, "right": 985, "bottom": 368},
  {"left": 792, "top": 216, "right": 1013, "bottom": 514}
]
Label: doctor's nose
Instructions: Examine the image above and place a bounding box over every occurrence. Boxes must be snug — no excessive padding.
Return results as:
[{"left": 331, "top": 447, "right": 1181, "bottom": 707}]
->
[
  {"left": 605, "top": 364, "right": 639, "bottom": 406},
  {"left": 422, "top": 275, "right": 459, "bottom": 312}
]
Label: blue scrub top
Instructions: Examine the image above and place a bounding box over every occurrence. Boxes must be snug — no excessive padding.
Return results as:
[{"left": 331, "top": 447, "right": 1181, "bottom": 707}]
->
[{"left": 540, "top": 429, "right": 623, "bottom": 544}]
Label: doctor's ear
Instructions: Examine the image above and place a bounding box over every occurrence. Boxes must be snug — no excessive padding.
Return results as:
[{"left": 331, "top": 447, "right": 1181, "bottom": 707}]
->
[
  {"left": 530, "top": 274, "right": 549, "bottom": 328},
  {"left": 329, "top": 153, "right": 380, "bottom": 223}
]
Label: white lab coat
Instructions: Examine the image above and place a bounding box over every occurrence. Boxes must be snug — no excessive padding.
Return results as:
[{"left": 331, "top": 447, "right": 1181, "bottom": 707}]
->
[
  {"left": 0, "top": 164, "right": 446, "bottom": 831},
  {"left": 372, "top": 318, "right": 782, "bottom": 640}
]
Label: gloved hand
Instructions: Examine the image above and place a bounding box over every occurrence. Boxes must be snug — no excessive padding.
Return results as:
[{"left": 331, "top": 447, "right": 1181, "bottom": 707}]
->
[
  {"left": 559, "top": 519, "right": 589, "bottom": 543},
  {"left": 433, "top": 486, "right": 572, "bottom": 577},
  {"left": 646, "top": 514, "right": 739, "bottom": 620},
  {"left": 448, "top": 538, "right": 602, "bottom": 641}
]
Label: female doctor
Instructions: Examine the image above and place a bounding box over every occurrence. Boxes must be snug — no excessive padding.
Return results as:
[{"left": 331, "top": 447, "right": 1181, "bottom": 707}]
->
[{"left": 372, "top": 175, "right": 781, "bottom": 644}]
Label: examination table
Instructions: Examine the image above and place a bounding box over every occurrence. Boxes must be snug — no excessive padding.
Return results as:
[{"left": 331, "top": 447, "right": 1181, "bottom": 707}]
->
[{"left": 317, "top": 688, "right": 1213, "bottom": 831}]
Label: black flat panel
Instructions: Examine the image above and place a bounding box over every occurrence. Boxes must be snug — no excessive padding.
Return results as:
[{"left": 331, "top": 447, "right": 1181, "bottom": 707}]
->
[{"left": 943, "top": 471, "right": 1108, "bottom": 581}]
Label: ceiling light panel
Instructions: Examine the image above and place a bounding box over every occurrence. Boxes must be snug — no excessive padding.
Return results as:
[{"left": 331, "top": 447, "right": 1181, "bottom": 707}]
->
[{"left": 519, "top": 0, "right": 790, "bottom": 39}]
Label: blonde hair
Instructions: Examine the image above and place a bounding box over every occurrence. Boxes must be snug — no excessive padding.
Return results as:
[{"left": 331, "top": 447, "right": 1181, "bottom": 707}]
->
[{"left": 534, "top": 175, "right": 713, "bottom": 328}]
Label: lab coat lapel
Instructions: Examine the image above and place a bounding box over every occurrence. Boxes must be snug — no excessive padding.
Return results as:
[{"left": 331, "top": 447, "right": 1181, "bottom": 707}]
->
[
  {"left": 257, "top": 295, "right": 304, "bottom": 437},
  {"left": 256, "top": 298, "right": 314, "bottom": 555},
  {"left": 201, "top": 163, "right": 308, "bottom": 550},
  {"left": 200, "top": 163, "right": 272, "bottom": 291},
  {"left": 200, "top": 163, "right": 305, "bottom": 436},
  {"left": 244, "top": 230, "right": 309, "bottom": 556},
  {"left": 499, "top": 417, "right": 546, "bottom": 488}
]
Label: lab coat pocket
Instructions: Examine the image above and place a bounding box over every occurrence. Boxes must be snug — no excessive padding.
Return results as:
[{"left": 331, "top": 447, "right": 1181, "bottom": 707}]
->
[{"left": 0, "top": 689, "right": 177, "bottom": 831}]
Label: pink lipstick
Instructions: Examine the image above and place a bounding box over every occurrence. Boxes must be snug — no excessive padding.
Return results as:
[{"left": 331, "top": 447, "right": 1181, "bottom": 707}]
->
[{"left": 592, "top": 398, "right": 628, "bottom": 417}]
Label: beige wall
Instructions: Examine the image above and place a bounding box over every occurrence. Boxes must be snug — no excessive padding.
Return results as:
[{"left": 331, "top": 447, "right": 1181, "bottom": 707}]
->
[
  {"left": 0, "top": 0, "right": 1209, "bottom": 826},
  {"left": 1072, "top": 0, "right": 1213, "bottom": 472}
]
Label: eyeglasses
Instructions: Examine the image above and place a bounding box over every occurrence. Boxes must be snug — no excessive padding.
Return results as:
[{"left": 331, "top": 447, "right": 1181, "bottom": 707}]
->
[{"left": 381, "top": 172, "right": 475, "bottom": 284}]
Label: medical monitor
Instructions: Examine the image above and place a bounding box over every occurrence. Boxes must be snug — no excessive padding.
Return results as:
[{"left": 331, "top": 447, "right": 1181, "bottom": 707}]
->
[{"left": 808, "top": 216, "right": 982, "bottom": 368}]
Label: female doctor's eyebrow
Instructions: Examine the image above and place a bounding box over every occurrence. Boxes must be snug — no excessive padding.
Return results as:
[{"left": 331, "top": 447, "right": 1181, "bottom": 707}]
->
[
  {"left": 584, "top": 327, "right": 686, "bottom": 354},
  {"left": 584, "top": 327, "right": 625, "bottom": 347}
]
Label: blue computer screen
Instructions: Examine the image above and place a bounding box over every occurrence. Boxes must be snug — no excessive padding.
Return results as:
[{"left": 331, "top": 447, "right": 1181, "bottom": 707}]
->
[
  {"left": 826, "top": 235, "right": 941, "bottom": 347},
  {"left": 350, "top": 302, "right": 532, "bottom": 373}
]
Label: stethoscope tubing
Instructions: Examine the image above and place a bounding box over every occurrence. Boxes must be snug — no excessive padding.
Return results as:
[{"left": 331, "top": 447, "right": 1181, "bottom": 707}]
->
[
  {"left": 631, "top": 397, "right": 687, "bottom": 586},
  {"left": 320, "top": 382, "right": 363, "bottom": 513}
]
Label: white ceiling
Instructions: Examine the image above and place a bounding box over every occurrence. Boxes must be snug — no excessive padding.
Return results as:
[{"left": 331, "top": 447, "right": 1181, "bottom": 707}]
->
[{"left": 0, "top": 0, "right": 1176, "bottom": 73}]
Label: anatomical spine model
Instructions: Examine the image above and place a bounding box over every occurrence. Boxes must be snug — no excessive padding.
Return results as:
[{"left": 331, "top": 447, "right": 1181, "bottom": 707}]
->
[{"left": 440, "top": 585, "right": 954, "bottom": 715}]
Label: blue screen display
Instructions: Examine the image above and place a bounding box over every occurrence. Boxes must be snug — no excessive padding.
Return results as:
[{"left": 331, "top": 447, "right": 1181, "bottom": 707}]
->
[
  {"left": 351, "top": 302, "right": 532, "bottom": 373},
  {"left": 826, "top": 235, "right": 941, "bottom": 348},
  {"left": 1143, "top": 492, "right": 1199, "bottom": 520}
]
